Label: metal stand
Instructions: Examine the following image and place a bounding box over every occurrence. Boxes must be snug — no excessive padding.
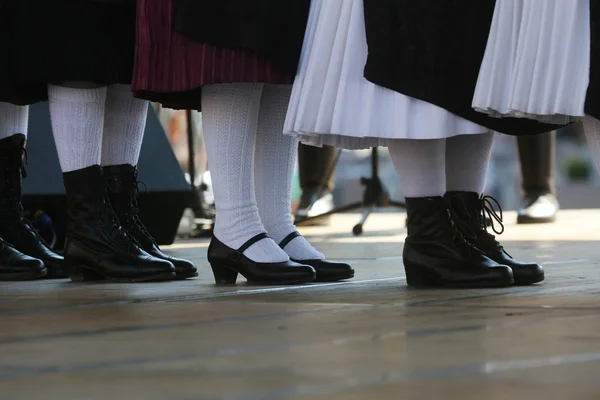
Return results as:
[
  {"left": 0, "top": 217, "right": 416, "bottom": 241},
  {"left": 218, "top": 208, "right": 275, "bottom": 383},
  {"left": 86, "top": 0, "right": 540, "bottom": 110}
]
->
[{"left": 296, "top": 147, "right": 405, "bottom": 235}]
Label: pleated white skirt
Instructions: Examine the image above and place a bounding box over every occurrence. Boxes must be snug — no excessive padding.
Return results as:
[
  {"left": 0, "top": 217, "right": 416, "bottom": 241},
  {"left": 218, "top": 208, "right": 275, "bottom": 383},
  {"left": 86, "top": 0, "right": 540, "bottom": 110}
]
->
[
  {"left": 472, "top": 0, "right": 590, "bottom": 124},
  {"left": 283, "top": 0, "right": 488, "bottom": 150}
]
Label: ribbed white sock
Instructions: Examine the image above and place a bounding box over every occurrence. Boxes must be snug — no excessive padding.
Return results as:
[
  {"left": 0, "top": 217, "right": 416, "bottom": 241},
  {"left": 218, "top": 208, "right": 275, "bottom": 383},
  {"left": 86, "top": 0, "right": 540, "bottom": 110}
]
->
[
  {"left": 101, "top": 84, "right": 149, "bottom": 167},
  {"left": 48, "top": 85, "right": 105, "bottom": 172},
  {"left": 202, "top": 83, "right": 289, "bottom": 263},
  {"left": 255, "top": 85, "right": 324, "bottom": 261},
  {"left": 388, "top": 139, "right": 446, "bottom": 197},
  {"left": 445, "top": 132, "right": 494, "bottom": 194},
  {"left": 0, "top": 103, "right": 28, "bottom": 139}
]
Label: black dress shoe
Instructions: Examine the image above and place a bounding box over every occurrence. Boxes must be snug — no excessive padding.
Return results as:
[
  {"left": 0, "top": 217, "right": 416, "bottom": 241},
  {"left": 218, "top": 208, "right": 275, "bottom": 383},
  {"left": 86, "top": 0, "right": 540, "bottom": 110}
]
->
[
  {"left": 207, "top": 233, "right": 316, "bottom": 285},
  {"left": 279, "top": 231, "right": 354, "bottom": 282},
  {"left": 516, "top": 133, "right": 559, "bottom": 224},
  {"left": 103, "top": 164, "right": 198, "bottom": 280},
  {"left": 294, "top": 190, "right": 334, "bottom": 226},
  {"left": 0, "top": 134, "right": 66, "bottom": 278},
  {"left": 63, "top": 165, "right": 175, "bottom": 282},
  {"left": 517, "top": 191, "right": 559, "bottom": 224},
  {"left": 403, "top": 197, "right": 514, "bottom": 288},
  {"left": 0, "top": 238, "right": 46, "bottom": 281},
  {"left": 445, "top": 191, "right": 544, "bottom": 285}
]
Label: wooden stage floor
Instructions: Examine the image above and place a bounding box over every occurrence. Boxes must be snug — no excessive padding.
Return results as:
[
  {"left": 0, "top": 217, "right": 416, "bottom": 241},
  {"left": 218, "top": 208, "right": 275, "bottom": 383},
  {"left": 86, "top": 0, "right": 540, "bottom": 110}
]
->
[{"left": 2, "top": 210, "right": 600, "bottom": 399}]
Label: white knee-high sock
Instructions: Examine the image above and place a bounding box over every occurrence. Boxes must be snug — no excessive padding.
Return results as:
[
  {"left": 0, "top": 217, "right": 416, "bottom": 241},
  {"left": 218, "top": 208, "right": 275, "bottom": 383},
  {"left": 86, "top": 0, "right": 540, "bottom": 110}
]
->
[
  {"left": 101, "top": 84, "right": 149, "bottom": 167},
  {"left": 255, "top": 85, "right": 324, "bottom": 261},
  {"left": 445, "top": 132, "right": 494, "bottom": 194},
  {"left": 0, "top": 103, "right": 28, "bottom": 139},
  {"left": 388, "top": 139, "right": 446, "bottom": 197},
  {"left": 48, "top": 85, "right": 106, "bottom": 172},
  {"left": 202, "top": 83, "right": 289, "bottom": 263},
  {"left": 582, "top": 118, "right": 600, "bottom": 174}
]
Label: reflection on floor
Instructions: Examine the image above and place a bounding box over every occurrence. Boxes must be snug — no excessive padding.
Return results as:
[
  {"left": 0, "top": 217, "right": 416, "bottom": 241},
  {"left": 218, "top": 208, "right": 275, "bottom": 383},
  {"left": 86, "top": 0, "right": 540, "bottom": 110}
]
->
[{"left": 1, "top": 211, "right": 600, "bottom": 399}]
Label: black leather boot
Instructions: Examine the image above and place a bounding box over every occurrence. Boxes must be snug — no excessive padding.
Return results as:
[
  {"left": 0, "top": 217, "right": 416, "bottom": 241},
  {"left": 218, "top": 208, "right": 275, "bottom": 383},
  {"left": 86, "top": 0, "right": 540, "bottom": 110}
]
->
[
  {"left": 62, "top": 165, "right": 175, "bottom": 282},
  {"left": 445, "top": 191, "right": 544, "bottom": 285},
  {"left": 208, "top": 233, "right": 316, "bottom": 285},
  {"left": 403, "top": 197, "right": 514, "bottom": 288},
  {"left": 0, "top": 134, "right": 66, "bottom": 278},
  {"left": 103, "top": 164, "right": 198, "bottom": 280},
  {"left": 295, "top": 144, "right": 338, "bottom": 226},
  {"left": 0, "top": 238, "right": 46, "bottom": 281},
  {"left": 517, "top": 133, "right": 559, "bottom": 224}
]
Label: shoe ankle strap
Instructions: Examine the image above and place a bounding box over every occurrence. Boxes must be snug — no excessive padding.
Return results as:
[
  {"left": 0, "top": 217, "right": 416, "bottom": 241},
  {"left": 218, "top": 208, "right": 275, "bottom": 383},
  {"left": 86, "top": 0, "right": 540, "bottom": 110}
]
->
[
  {"left": 238, "top": 232, "right": 271, "bottom": 253},
  {"left": 279, "top": 231, "right": 301, "bottom": 249}
]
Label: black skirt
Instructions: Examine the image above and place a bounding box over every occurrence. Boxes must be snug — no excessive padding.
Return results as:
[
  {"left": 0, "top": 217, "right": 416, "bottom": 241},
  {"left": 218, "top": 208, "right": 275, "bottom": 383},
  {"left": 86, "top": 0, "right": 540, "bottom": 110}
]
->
[
  {"left": 0, "top": 1, "right": 46, "bottom": 104},
  {"left": 172, "top": 0, "right": 311, "bottom": 75},
  {"left": 0, "top": 0, "right": 136, "bottom": 105},
  {"left": 362, "top": 0, "right": 564, "bottom": 136}
]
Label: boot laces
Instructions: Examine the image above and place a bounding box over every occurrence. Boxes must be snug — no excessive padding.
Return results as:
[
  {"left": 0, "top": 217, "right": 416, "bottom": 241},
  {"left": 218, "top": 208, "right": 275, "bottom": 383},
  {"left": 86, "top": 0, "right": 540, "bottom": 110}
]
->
[
  {"left": 444, "top": 198, "right": 478, "bottom": 254},
  {"left": 448, "top": 194, "right": 510, "bottom": 256},
  {"left": 2, "top": 147, "right": 27, "bottom": 211},
  {"left": 478, "top": 195, "right": 512, "bottom": 256},
  {"left": 105, "top": 172, "right": 156, "bottom": 248},
  {"left": 131, "top": 179, "right": 156, "bottom": 245},
  {"left": 98, "top": 197, "right": 137, "bottom": 253},
  {"left": 447, "top": 200, "right": 481, "bottom": 257},
  {"left": 480, "top": 195, "right": 504, "bottom": 236},
  {"left": 1, "top": 148, "right": 52, "bottom": 248}
]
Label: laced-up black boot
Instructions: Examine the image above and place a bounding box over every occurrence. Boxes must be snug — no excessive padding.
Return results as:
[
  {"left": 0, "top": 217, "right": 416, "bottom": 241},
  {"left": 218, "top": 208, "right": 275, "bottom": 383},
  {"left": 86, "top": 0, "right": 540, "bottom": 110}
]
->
[
  {"left": 444, "top": 192, "right": 545, "bottom": 285},
  {"left": 0, "top": 134, "right": 66, "bottom": 278},
  {"left": 62, "top": 165, "right": 175, "bottom": 282},
  {"left": 403, "top": 197, "right": 514, "bottom": 288},
  {"left": 103, "top": 164, "right": 198, "bottom": 280}
]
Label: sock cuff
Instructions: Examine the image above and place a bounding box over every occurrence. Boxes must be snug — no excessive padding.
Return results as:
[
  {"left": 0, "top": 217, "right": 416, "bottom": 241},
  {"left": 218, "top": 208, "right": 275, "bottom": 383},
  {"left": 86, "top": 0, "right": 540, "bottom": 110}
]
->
[{"left": 48, "top": 85, "right": 107, "bottom": 103}]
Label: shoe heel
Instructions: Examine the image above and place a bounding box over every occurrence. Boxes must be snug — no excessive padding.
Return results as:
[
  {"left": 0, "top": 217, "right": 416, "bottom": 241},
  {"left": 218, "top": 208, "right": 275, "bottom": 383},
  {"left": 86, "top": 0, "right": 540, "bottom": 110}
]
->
[
  {"left": 403, "top": 262, "right": 438, "bottom": 288},
  {"left": 69, "top": 265, "right": 105, "bottom": 282},
  {"left": 210, "top": 264, "right": 238, "bottom": 284}
]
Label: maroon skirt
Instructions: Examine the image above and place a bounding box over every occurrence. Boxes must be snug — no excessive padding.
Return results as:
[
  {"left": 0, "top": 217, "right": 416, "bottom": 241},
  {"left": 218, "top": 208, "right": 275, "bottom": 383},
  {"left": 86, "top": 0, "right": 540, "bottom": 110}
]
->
[{"left": 132, "top": 0, "right": 294, "bottom": 110}]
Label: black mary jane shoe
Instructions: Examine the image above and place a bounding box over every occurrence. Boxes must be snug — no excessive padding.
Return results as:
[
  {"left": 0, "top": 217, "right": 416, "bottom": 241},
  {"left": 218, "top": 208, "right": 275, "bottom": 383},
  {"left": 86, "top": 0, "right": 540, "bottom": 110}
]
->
[
  {"left": 279, "top": 231, "right": 354, "bottom": 282},
  {"left": 207, "top": 233, "right": 316, "bottom": 285}
]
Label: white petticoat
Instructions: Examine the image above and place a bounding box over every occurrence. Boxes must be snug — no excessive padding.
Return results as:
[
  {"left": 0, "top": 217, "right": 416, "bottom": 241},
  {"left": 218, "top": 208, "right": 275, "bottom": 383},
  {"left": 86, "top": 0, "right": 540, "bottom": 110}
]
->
[
  {"left": 283, "top": 0, "right": 488, "bottom": 150},
  {"left": 472, "top": 0, "right": 590, "bottom": 124}
]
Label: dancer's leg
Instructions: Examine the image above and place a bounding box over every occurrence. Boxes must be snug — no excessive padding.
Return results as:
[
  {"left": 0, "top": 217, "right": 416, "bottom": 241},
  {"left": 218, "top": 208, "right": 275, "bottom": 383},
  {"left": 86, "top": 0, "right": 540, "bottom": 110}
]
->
[
  {"left": 0, "top": 103, "right": 46, "bottom": 281},
  {"left": 202, "top": 83, "right": 289, "bottom": 263},
  {"left": 0, "top": 103, "right": 28, "bottom": 139},
  {"left": 101, "top": 84, "right": 147, "bottom": 167},
  {"left": 387, "top": 137, "right": 513, "bottom": 288},
  {"left": 48, "top": 84, "right": 105, "bottom": 171},
  {"left": 388, "top": 139, "right": 446, "bottom": 198},
  {"left": 444, "top": 132, "right": 544, "bottom": 285},
  {"left": 100, "top": 84, "right": 197, "bottom": 279},
  {"left": 582, "top": 118, "right": 600, "bottom": 173},
  {"left": 445, "top": 132, "right": 494, "bottom": 194},
  {"left": 49, "top": 83, "right": 174, "bottom": 282},
  {"left": 254, "top": 84, "right": 324, "bottom": 261}
]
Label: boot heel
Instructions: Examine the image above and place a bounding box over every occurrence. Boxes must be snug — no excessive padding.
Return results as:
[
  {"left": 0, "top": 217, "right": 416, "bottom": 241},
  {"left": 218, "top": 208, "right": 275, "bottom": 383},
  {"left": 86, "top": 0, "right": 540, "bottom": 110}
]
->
[
  {"left": 210, "top": 264, "right": 238, "bottom": 284},
  {"left": 403, "top": 262, "right": 438, "bottom": 288},
  {"left": 69, "top": 265, "right": 105, "bottom": 282}
]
